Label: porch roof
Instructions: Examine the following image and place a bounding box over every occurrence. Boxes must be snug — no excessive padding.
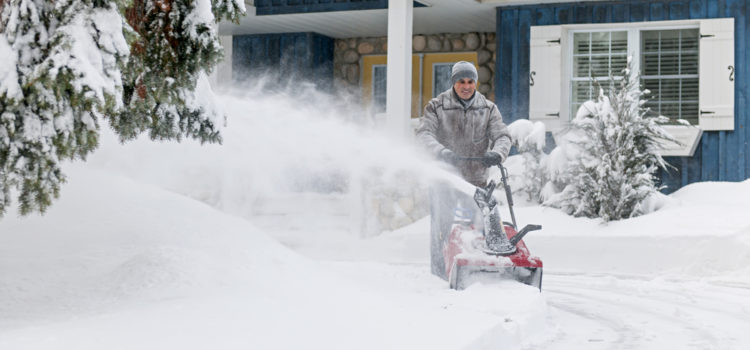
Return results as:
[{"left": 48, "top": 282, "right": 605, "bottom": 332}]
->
[{"left": 220, "top": 0, "right": 499, "bottom": 38}]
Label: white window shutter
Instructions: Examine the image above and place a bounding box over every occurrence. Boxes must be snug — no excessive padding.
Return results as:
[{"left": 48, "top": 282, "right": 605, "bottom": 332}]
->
[
  {"left": 699, "top": 18, "right": 735, "bottom": 131},
  {"left": 529, "top": 25, "right": 562, "bottom": 121}
]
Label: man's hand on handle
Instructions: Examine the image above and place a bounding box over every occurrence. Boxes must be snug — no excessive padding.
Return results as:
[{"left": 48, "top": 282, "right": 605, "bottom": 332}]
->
[
  {"left": 481, "top": 151, "right": 504, "bottom": 167},
  {"left": 439, "top": 148, "right": 459, "bottom": 163}
]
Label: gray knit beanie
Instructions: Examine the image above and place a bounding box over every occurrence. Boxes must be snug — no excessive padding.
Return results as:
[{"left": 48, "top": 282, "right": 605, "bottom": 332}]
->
[{"left": 451, "top": 61, "right": 478, "bottom": 85}]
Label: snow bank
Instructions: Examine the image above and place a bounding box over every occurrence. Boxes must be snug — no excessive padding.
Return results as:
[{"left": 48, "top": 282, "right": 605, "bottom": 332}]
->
[
  {"left": 0, "top": 165, "right": 302, "bottom": 327},
  {"left": 514, "top": 179, "right": 750, "bottom": 284},
  {"left": 0, "top": 85, "right": 548, "bottom": 348},
  {"left": 0, "top": 164, "right": 548, "bottom": 349}
]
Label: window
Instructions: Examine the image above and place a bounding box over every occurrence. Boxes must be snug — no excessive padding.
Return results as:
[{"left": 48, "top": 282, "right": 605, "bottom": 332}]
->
[
  {"left": 530, "top": 19, "right": 734, "bottom": 134},
  {"left": 361, "top": 55, "right": 420, "bottom": 118},
  {"left": 530, "top": 19, "right": 735, "bottom": 156},
  {"left": 570, "top": 31, "right": 628, "bottom": 118},
  {"left": 568, "top": 28, "right": 700, "bottom": 123},
  {"left": 530, "top": 19, "right": 734, "bottom": 156},
  {"left": 372, "top": 65, "right": 387, "bottom": 113},
  {"left": 641, "top": 29, "right": 699, "bottom": 124},
  {"left": 432, "top": 63, "right": 454, "bottom": 97}
]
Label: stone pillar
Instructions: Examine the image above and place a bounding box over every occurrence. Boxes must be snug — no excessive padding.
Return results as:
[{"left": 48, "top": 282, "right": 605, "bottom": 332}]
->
[{"left": 386, "top": 0, "right": 413, "bottom": 139}]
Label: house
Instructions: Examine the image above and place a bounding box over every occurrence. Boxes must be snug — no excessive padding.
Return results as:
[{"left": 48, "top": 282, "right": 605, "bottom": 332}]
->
[{"left": 217, "top": 0, "right": 749, "bottom": 192}]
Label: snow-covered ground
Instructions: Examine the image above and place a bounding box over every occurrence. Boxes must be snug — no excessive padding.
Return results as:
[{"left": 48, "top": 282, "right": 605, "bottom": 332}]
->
[{"left": 0, "top": 90, "right": 748, "bottom": 349}]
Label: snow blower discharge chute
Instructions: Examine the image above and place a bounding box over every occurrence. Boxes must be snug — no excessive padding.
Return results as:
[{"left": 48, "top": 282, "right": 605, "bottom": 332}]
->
[{"left": 437, "top": 162, "right": 543, "bottom": 291}]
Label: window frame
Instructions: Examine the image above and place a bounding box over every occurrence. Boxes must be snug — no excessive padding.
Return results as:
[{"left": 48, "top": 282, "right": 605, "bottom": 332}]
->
[
  {"left": 565, "top": 23, "right": 700, "bottom": 123},
  {"left": 361, "top": 55, "right": 421, "bottom": 118},
  {"left": 372, "top": 64, "right": 388, "bottom": 113},
  {"left": 432, "top": 62, "right": 455, "bottom": 98},
  {"left": 568, "top": 29, "right": 630, "bottom": 119}
]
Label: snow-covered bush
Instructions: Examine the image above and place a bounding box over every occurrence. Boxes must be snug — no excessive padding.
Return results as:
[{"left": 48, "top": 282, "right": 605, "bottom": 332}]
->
[
  {"left": 0, "top": 0, "right": 245, "bottom": 217},
  {"left": 507, "top": 119, "right": 548, "bottom": 203},
  {"left": 544, "top": 58, "right": 678, "bottom": 222}
]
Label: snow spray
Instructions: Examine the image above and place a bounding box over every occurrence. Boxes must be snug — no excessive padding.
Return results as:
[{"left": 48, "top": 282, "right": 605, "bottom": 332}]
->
[{"left": 86, "top": 76, "right": 471, "bottom": 236}]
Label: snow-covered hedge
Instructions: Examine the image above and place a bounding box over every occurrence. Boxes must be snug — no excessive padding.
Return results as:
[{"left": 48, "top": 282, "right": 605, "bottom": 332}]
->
[
  {"left": 540, "top": 58, "right": 678, "bottom": 222},
  {"left": 506, "top": 119, "right": 548, "bottom": 203}
]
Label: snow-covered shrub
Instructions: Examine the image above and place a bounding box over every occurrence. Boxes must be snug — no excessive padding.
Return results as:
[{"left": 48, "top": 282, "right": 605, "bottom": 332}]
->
[
  {"left": 507, "top": 119, "right": 548, "bottom": 203},
  {"left": 0, "top": 0, "right": 245, "bottom": 217},
  {"left": 544, "top": 58, "right": 678, "bottom": 222}
]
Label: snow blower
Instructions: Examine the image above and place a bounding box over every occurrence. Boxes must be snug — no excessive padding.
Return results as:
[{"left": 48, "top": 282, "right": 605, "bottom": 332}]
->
[{"left": 438, "top": 162, "right": 543, "bottom": 291}]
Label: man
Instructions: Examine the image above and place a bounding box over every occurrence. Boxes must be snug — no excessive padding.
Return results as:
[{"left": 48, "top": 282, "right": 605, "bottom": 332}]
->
[{"left": 416, "top": 61, "right": 513, "bottom": 279}]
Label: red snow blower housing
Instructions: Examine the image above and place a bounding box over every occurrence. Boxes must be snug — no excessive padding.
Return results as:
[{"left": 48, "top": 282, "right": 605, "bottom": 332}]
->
[{"left": 438, "top": 163, "right": 543, "bottom": 291}]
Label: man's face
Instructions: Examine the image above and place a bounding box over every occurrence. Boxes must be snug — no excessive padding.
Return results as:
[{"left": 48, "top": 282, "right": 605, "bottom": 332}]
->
[{"left": 453, "top": 78, "right": 477, "bottom": 100}]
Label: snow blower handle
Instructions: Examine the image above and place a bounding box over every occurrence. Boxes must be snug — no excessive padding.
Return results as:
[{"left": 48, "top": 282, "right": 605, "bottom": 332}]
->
[
  {"left": 450, "top": 156, "right": 518, "bottom": 228},
  {"left": 498, "top": 164, "right": 517, "bottom": 229}
]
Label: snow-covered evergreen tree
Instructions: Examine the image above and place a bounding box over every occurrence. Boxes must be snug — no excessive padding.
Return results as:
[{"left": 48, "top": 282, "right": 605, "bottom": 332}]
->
[
  {"left": 114, "top": 0, "right": 242, "bottom": 142},
  {"left": 544, "top": 58, "right": 678, "bottom": 222},
  {"left": 507, "top": 119, "right": 548, "bottom": 203},
  {"left": 0, "top": 0, "right": 245, "bottom": 217}
]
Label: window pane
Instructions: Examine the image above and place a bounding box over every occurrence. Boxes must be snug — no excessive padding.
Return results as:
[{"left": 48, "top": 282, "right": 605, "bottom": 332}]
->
[
  {"left": 681, "top": 29, "right": 699, "bottom": 50},
  {"left": 642, "top": 31, "right": 660, "bottom": 52},
  {"left": 373, "top": 65, "right": 387, "bottom": 113},
  {"left": 640, "top": 28, "right": 699, "bottom": 123},
  {"left": 591, "top": 32, "right": 610, "bottom": 54},
  {"left": 591, "top": 55, "right": 610, "bottom": 76},
  {"left": 611, "top": 31, "right": 627, "bottom": 53},
  {"left": 570, "top": 30, "right": 627, "bottom": 118},
  {"left": 573, "top": 33, "right": 590, "bottom": 54},
  {"left": 660, "top": 79, "right": 681, "bottom": 101},
  {"left": 643, "top": 78, "right": 660, "bottom": 96},
  {"left": 659, "top": 52, "right": 680, "bottom": 75},
  {"left": 642, "top": 53, "right": 660, "bottom": 75},
  {"left": 660, "top": 102, "right": 681, "bottom": 118},
  {"left": 682, "top": 78, "right": 699, "bottom": 99},
  {"left": 611, "top": 54, "right": 628, "bottom": 74},
  {"left": 573, "top": 81, "right": 594, "bottom": 102},
  {"left": 681, "top": 51, "right": 698, "bottom": 74},
  {"left": 659, "top": 30, "right": 681, "bottom": 51},
  {"left": 573, "top": 56, "right": 590, "bottom": 77},
  {"left": 681, "top": 103, "right": 699, "bottom": 124},
  {"left": 433, "top": 64, "right": 454, "bottom": 97}
]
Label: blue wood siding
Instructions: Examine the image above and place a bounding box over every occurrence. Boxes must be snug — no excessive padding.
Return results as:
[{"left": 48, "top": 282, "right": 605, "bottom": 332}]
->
[
  {"left": 254, "top": 0, "right": 426, "bottom": 16},
  {"left": 232, "top": 33, "right": 334, "bottom": 91},
  {"left": 496, "top": 0, "right": 750, "bottom": 192}
]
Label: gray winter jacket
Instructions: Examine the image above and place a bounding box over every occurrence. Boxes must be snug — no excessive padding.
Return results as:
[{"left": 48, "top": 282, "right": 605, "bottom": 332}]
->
[{"left": 416, "top": 89, "right": 512, "bottom": 187}]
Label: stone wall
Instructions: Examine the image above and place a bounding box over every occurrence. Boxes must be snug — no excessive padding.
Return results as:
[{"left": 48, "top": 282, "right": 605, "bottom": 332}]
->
[
  {"left": 333, "top": 32, "right": 497, "bottom": 101},
  {"left": 358, "top": 169, "right": 430, "bottom": 235}
]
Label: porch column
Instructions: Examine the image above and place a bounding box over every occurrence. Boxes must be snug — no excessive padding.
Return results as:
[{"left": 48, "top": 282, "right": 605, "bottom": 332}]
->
[{"left": 385, "top": 0, "right": 413, "bottom": 138}]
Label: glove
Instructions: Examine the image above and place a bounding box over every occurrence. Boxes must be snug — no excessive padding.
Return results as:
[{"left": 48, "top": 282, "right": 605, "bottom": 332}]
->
[
  {"left": 438, "top": 148, "right": 458, "bottom": 163},
  {"left": 481, "top": 151, "right": 504, "bottom": 167}
]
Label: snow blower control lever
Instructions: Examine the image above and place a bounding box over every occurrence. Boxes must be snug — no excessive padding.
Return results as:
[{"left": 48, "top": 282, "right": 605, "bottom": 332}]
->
[
  {"left": 456, "top": 157, "right": 542, "bottom": 254},
  {"left": 440, "top": 157, "right": 545, "bottom": 290}
]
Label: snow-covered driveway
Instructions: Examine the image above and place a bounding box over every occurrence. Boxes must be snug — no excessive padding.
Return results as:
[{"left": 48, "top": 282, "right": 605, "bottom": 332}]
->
[
  {"left": 254, "top": 196, "right": 750, "bottom": 349},
  {"left": 539, "top": 273, "right": 750, "bottom": 349}
]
